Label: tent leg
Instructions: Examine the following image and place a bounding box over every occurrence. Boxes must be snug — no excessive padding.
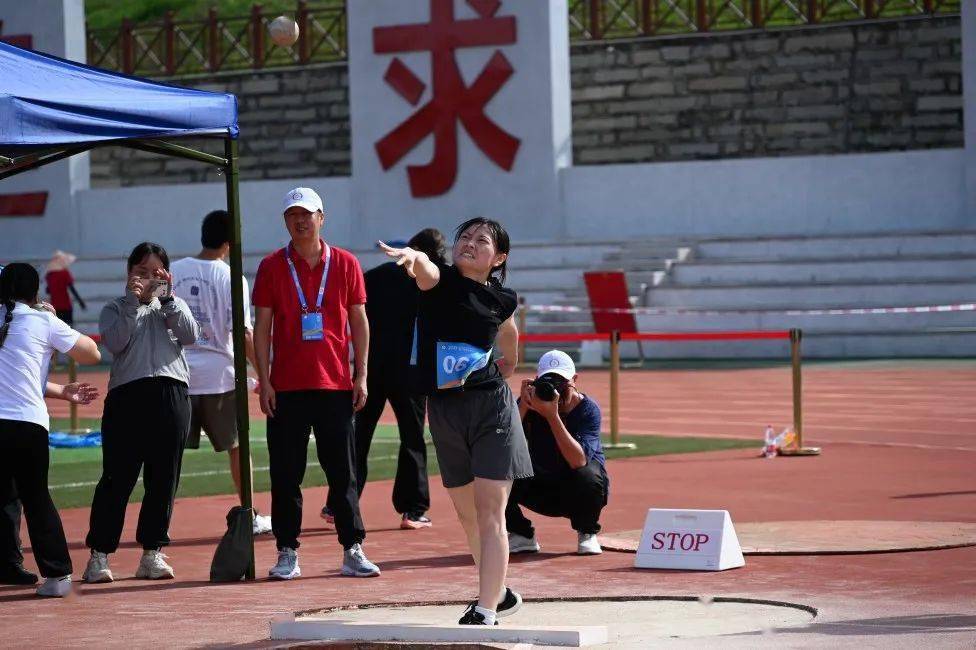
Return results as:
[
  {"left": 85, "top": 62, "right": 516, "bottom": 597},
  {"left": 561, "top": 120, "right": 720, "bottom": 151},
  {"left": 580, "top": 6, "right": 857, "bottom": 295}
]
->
[{"left": 225, "top": 137, "right": 256, "bottom": 580}]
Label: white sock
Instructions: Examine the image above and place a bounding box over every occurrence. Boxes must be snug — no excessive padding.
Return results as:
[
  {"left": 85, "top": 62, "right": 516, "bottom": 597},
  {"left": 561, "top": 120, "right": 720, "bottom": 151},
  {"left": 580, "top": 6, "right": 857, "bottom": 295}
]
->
[{"left": 474, "top": 605, "right": 497, "bottom": 625}]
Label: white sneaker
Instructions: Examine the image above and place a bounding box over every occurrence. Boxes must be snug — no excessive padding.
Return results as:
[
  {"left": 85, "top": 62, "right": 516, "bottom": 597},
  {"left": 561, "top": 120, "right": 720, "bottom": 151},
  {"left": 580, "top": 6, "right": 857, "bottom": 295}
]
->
[
  {"left": 82, "top": 551, "right": 114, "bottom": 583},
  {"left": 36, "top": 575, "right": 72, "bottom": 597},
  {"left": 508, "top": 532, "right": 541, "bottom": 554},
  {"left": 341, "top": 543, "right": 380, "bottom": 577},
  {"left": 577, "top": 533, "right": 602, "bottom": 555},
  {"left": 253, "top": 514, "right": 273, "bottom": 535},
  {"left": 269, "top": 548, "right": 300, "bottom": 580},
  {"left": 135, "top": 550, "right": 175, "bottom": 579}
]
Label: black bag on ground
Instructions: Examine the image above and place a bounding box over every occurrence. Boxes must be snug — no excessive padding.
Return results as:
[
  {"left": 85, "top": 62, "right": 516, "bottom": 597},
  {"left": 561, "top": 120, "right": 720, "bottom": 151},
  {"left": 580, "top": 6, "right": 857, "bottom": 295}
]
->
[{"left": 210, "top": 506, "right": 253, "bottom": 582}]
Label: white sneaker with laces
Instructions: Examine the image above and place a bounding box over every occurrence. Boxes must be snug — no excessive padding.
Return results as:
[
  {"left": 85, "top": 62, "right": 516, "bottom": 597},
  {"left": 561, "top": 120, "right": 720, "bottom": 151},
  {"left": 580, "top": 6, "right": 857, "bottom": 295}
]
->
[
  {"left": 135, "top": 550, "right": 175, "bottom": 579},
  {"left": 341, "top": 543, "right": 380, "bottom": 577},
  {"left": 577, "top": 532, "right": 602, "bottom": 555},
  {"left": 253, "top": 514, "right": 273, "bottom": 535},
  {"left": 82, "top": 551, "right": 113, "bottom": 583},
  {"left": 269, "top": 548, "right": 300, "bottom": 580},
  {"left": 508, "top": 531, "right": 541, "bottom": 554},
  {"left": 36, "top": 575, "right": 72, "bottom": 597}
]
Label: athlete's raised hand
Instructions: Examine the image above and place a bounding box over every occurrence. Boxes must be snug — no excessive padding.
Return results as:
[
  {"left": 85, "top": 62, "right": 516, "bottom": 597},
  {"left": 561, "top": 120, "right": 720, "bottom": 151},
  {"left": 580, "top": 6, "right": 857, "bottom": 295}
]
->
[{"left": 378, "top": 241, "right": 422, "bottom": 278}]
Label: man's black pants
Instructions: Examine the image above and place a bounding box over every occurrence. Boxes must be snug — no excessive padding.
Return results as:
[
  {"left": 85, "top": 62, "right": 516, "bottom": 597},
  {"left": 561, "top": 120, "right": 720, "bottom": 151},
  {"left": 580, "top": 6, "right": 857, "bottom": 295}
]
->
[
  {"left": 0, "top": 419, "right": 72, "bottom": 577},
  {"left": 505, "top": 458, "right": 608, "bottom": 538},
  {"left": 86, "top": 378, "right": 190, "bottom": 553},
  {"left": 347, "top": 377, "right": 429, "bottom": 516},
  {"left": 268, "top": 390, "right": 366, "bottom": 550},
  {"left": 1, "top": 490, "right": 23, "bottom": 568}
]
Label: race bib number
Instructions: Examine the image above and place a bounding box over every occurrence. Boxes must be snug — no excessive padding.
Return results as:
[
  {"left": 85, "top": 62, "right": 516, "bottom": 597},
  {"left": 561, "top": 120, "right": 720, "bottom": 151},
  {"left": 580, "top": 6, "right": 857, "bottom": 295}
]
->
[
  {"left": 301, "top": 312, "right": 324, "bottom": 341},
  {"left": 436, "top": 342, "right": 491, "bottom": 390}
]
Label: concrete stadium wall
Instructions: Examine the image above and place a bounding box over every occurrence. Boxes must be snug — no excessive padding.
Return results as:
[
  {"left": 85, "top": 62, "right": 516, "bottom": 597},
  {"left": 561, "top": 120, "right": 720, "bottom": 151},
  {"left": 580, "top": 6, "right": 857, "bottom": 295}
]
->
[
  {"left": 57, "top": 145, "right": 965, "bottom": 261},
  {"left": 72, "top": 176, "right": 353, "bottom": 259},
  {"left": 561, "top": 148, "right": 968, "bottom": 239},
  {"left": 88, "top": 16, "right": 961, "bottom": 187}
]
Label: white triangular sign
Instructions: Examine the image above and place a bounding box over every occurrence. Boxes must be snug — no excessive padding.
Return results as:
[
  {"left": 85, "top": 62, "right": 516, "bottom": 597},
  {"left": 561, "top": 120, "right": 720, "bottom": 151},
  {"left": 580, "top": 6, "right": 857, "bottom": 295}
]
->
[{"left": 634, "top": 508, "right": 745, "bottom": 571}]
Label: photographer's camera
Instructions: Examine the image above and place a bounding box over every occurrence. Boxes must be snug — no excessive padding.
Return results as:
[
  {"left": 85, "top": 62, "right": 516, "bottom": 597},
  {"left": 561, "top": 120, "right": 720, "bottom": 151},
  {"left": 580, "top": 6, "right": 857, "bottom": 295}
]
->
[{"left": 531, "top": 374, "right": 566, "bottom": 402}]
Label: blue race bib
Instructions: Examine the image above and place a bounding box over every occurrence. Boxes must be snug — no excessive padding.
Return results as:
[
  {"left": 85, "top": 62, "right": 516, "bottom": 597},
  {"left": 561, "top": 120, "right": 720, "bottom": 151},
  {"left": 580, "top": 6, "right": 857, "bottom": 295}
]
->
[{"left": 436, "top": 341, "right": 492, "bottom": 389}]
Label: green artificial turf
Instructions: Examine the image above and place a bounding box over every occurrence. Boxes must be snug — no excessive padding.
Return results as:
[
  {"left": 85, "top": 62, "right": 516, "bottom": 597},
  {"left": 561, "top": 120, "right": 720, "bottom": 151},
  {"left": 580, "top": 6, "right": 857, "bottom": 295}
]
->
[{"left": 46, "top": 417, "right": 753, "bottom": 509}]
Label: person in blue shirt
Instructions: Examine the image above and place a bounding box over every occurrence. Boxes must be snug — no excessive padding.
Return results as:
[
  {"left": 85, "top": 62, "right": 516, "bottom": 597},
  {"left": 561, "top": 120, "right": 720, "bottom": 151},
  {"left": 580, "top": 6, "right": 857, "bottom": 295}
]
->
[{"left": 507, "top": 350, "right": 608, "bottom": 556}]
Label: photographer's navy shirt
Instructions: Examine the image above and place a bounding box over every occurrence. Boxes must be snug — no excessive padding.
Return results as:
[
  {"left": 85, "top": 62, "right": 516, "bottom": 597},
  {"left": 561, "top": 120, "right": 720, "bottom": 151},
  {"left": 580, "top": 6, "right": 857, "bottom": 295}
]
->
[
  {"left": 521, "top": 395, "right": 606, "bottom": 477},
  {"left": 414, "top": 263, "right": 518, "bottom": 395}
]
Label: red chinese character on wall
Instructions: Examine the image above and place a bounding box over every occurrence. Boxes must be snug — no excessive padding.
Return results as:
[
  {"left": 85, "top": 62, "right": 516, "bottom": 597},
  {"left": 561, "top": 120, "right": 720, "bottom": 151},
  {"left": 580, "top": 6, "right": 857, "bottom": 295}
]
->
[
  {"left": 0, "top": 21, "right": 33, "bottom": 49},
  {"left": 373, "top": 0, "right": 521, "bottom": 198}
]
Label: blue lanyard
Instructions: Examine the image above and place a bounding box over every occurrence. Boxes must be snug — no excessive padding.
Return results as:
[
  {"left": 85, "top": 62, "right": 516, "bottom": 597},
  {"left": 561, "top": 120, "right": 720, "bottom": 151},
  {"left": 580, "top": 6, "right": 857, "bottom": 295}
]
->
[
  {"left": 409, "top": 317, "right": 418, "bottom": 366},
  {"left": 285, "top": 242, "right": 331, "bottom": 313}
]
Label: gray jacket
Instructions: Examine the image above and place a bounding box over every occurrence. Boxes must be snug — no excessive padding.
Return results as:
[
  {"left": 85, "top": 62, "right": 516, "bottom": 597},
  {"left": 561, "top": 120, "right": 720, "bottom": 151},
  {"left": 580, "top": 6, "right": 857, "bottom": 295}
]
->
[{"left": 99, "top": 293, "right": 199, "bottom": 392}]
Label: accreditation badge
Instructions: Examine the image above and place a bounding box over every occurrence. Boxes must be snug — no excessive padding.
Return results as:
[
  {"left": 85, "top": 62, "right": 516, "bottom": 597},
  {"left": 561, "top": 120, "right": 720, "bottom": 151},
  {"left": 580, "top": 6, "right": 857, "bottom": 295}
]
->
[
  {"left": 436, "top": 341, "right": 491, "bottom": 389},
  {"left": 301, "top": 312, "right": 324, "bottom": 341}
]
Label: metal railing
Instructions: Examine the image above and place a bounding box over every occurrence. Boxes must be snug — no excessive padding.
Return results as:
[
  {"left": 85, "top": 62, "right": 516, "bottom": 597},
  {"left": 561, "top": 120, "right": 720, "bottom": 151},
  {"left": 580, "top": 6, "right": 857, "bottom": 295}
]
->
[
  {"left": 85, "top": 0, "right": 959, "bottom": 78},
  {"left": 86, "top": 1, "right": 346, "bottom": 77},
  {"left": 568, "top": 0, "right": 960, "bottom": 39}
]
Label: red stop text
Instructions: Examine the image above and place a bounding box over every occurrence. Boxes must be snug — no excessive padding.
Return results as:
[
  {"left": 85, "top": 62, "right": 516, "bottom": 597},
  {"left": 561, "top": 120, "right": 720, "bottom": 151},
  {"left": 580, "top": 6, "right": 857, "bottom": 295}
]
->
[{"left": 650, "top": 531, "right": 710, "bottom": 552}]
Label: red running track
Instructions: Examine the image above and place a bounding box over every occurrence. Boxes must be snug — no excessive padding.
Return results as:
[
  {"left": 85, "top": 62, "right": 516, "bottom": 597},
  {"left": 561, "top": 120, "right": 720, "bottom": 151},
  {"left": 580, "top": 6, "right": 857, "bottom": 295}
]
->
[
  {"left": 15, "top": 361, "right": 973, "bottom": 647},
  {"left": 1, "top": 443, "right": 975, "bottom": 647},
  {"left": 49, "top": 362, "right": 976, "bottom": 452}
]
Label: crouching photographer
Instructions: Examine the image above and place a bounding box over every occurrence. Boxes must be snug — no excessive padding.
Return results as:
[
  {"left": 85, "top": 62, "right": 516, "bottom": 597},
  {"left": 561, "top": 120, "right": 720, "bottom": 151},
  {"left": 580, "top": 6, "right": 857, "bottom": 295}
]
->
[{"left": 506, "top": 350, "right": 608, "bottom": 556}]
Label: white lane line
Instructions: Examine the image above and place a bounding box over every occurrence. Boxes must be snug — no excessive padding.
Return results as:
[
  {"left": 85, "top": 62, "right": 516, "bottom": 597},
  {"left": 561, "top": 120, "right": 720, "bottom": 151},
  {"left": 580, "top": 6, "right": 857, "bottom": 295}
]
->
[
  {"left": 615, "top": 415, "right": 976, "bottom": 439},
  {"left": 49, "top": 455, "right": 399, "bottom": 490},
  {"left": 825, "top": 439, "right": 976, "bottom": 453},
  {"left": 612, "top": 427, "right": 976, "bottom": 452}
]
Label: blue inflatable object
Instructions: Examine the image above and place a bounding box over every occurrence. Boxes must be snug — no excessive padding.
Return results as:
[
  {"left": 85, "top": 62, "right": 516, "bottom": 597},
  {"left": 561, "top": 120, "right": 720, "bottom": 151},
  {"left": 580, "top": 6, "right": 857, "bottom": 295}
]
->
[{"left": 49, "top": 431, "right": 102, "bottom": 448}]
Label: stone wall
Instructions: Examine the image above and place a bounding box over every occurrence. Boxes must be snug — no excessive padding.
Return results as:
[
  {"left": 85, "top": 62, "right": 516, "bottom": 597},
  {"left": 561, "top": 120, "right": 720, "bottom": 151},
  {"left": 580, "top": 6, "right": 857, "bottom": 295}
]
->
[
  {"left": 91, "top": 16, "right": 961, "bottom": 187},
  {"left": 571, "top": 16, "right": 962, "bottom": 163},
  {"left": 90, "top": 64, "right": 349, "bottom": 187}
]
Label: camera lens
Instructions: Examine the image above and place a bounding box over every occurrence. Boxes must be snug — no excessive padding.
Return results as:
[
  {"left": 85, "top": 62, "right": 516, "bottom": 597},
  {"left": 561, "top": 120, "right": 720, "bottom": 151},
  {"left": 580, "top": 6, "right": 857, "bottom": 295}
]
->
[{"left": 533, "top": 378, "right": 558, "bottom": 402}]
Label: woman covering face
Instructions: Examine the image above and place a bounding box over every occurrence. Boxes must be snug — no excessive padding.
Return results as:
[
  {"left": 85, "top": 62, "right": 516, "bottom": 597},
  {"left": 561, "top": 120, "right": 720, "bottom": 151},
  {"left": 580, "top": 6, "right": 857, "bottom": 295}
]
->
[{"left": 84, "top": 242, "right": 198, "bottom": 585}]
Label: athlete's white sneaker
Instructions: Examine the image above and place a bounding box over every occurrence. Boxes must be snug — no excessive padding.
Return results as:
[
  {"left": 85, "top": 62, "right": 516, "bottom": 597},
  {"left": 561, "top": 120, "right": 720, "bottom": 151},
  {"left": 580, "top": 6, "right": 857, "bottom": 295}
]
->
[
  {"left": 577, "top": 533, "right": 603, "bottom": 555},
  {"left": 253, "top": 514, "right": 273, "bottom": 535},
  {"left": 36, "top": 575, "right": 72, "bottom": 597},
  {"left": 82, "top": 551, "right": 114, "bottom": 583},
  {"left": 508, "top": 532, "right": 541, "bottom": 554},
  {"left": 341, "top": 543, "right": 380, "bottom": 577},
  {"left": 135, "top": 550, "right": 175, "bottom": 579},
  {"left": 269, "top": 548, "right": 300, "bottom": 580}
]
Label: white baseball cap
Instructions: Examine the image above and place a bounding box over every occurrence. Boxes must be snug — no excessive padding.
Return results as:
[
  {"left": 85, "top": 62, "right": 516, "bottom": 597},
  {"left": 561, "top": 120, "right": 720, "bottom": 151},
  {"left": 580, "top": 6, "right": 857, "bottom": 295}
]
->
[
  {"left": 283, "top": 187, "right": 323, "bottom": 214},
  {"left": 536, "top": 350, "right": 576, "bottom": 381}
]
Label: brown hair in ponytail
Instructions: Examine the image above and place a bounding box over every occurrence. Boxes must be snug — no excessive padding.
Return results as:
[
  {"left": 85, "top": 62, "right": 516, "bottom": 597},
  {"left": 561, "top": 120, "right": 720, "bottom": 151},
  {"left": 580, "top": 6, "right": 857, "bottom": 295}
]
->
[{"left": 0, "top": 263, "right": 40, "bottom": 348}]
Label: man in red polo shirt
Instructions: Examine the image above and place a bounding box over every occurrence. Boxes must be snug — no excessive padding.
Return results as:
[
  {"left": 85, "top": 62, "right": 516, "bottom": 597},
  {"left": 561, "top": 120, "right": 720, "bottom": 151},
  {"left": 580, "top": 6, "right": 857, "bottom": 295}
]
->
[{"left": 252, "top": 187, "right": 379, "bottom": 580}]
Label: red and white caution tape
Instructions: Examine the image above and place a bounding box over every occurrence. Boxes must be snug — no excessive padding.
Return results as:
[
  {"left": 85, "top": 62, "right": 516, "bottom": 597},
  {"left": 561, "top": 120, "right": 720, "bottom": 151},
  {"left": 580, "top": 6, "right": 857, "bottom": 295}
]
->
[{"left": 523, "top": 303, "right": 976, "bottom": 316}]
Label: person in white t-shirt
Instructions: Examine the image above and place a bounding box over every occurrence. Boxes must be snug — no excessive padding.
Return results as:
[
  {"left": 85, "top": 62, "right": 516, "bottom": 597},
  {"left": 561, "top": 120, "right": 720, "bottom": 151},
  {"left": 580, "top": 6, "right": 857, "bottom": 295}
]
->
[
  {"left": 171, "top": 210, "right": 271, "bottom": 535},
  {"left": 2, "top": 379, "right": 99, "bottom": 586},
  {"left": 0, "top": 263, "right": 101, "bottom": 598}
]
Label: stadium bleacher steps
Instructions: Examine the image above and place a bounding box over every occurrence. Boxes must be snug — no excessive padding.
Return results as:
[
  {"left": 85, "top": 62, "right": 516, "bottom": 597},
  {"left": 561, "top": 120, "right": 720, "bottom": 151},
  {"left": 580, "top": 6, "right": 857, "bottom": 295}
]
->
[{"left": 640, "top": 230, "right": 976, "bottom": 358}]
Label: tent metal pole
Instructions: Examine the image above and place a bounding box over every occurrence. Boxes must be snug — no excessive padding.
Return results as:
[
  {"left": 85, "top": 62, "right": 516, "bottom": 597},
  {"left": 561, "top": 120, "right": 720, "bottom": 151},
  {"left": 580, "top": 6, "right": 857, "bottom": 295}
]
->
[
  {"left": 224, "top": 137, "right": 255, "bottom": 580},
  {"left": 0, "top": 144, "right": 91, "bottom": 167},
  {"left": 124, "top": 139, "right": 228, "bottom": 167},
  {"left": 0, "top": 144, "right": 98, "bottom": 181}
]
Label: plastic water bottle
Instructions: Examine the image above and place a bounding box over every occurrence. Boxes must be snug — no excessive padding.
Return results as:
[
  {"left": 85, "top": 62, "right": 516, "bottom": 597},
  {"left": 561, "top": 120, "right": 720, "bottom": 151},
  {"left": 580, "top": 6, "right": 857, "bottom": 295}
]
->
[
  {"left": 762, "top": 425, "right": 777, "bottom": 458},
  {"left": 775, "top": 426, "right": 796, "bottom": 452}
]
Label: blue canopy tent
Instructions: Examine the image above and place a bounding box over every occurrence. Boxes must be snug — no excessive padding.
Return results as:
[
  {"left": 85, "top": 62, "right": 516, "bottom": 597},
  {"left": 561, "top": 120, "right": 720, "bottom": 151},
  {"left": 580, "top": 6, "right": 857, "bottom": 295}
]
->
[{"left": 0, "top": 40, "right": 255, "bottom": 578}]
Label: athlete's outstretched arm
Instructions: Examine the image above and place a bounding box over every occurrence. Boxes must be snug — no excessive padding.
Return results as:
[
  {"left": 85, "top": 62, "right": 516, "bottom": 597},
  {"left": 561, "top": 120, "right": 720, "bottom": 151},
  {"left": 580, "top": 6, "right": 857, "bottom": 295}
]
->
[{"left": 377, "top": 241, "right": 440, "bottom": 290}]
